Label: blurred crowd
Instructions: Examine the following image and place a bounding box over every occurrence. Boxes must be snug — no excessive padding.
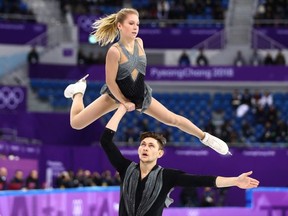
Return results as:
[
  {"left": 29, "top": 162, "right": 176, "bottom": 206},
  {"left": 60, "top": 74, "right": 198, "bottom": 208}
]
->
[
  {"left": 0, "top": 167, "right": 41, "bottom": 190},
  {"left": 75, "top": 47, "right": 286, "bottom": 68},
  {"left": 55, "top": 169, "right": 121, "bottom": 188},
  {"left": 0, "top": 166, "right": 238, "bottom": 208},
  {"left": 0, "top": 166, "right": 121, "bottom": 191},
  {"left": 178, "top": 48, "right": 286, "bottom": 67},
  {"left": 123, "top": 89, "right": 288, "bottom": 146},
  {"left": 2, "top": 0, "right": 288, "bottom": 27},
  {"left": 214, "top": 89, "right": 287, "bottom": 144},
  {"left": 0, "top": 0, "right": 36, "bottom": 22},
  {"left": 254, "top": 0, "right": 288, "bottom": 26},
  {"left": 0, "top": 166, "right": 231, "bottom": 207},
  {"left": 77, "top": 49, "right": 105, "bottom": 65},
  {"left": 59, "top": 0, "right": 226, "bottom": 21},
  {"left": 180, "top": 187, "right": 229, "bottom": 207},
  {"left": 233, "top": 49, "right": 286, "bottom": 66}
]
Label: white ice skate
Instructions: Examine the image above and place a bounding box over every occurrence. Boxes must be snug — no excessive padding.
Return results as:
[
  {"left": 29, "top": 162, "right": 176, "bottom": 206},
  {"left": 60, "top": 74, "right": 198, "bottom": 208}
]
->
[
  {"left": 200, "top": 132, "right": 231, "bottom": 155},
  {"left": 64, "top": 74, "right": 89, "bottom": 99}
]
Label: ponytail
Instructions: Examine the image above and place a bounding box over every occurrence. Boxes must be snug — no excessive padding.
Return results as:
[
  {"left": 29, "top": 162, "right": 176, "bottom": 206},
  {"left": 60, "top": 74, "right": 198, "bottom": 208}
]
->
[
  {"left": 91, "top": 13, "right": 118, "bottom": 47},
  {"left": 91, "top": 8, "right": 139, "bottom": 47}
]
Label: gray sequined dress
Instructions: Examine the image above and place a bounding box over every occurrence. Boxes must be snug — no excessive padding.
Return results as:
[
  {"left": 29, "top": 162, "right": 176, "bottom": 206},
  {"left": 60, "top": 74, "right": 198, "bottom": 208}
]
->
[{"left": 100, "top": 40, "right": 152, "bottom": 112}]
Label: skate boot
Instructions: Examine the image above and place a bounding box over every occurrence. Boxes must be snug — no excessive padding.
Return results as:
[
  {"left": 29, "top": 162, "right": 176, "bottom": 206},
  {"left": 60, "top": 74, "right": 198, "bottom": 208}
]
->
[
  {"left": 200, "top": 132, "right": 231, "bottom": 155},
  {"left": 64, "top": 74, "right": 89, "bottom": 99}
]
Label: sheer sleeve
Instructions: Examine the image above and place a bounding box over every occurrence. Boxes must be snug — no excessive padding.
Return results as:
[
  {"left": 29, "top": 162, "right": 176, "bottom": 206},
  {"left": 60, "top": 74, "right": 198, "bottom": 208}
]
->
[{"left": 100, "top": 128, "right": 131, "bottom": 173}]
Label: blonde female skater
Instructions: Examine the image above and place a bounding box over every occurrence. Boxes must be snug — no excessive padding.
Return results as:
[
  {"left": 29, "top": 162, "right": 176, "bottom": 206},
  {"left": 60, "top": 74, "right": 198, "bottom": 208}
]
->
[{"left": 64, "top": 8, "right": 230, "bottom": 155}]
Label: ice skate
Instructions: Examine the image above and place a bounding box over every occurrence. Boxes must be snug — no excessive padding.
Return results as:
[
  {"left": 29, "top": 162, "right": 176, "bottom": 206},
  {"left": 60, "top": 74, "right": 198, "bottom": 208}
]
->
[
  {"left": 64, "top": 74, "right": 89, "bottom": 98},
  {"left": 200, "top": 132, "right": 231, "bottom": 155}
]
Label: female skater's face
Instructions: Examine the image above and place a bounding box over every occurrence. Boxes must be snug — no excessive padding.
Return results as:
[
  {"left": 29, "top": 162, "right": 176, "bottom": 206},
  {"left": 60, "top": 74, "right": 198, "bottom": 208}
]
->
[{"left": 118, "top": 13, "right": 139, "bottom": 39}]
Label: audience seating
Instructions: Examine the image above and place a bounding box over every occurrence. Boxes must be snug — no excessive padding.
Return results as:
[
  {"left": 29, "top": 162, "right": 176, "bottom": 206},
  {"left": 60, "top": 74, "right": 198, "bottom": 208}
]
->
[{"left": 30, "top": 79, "right": 288, "bottom": 146}]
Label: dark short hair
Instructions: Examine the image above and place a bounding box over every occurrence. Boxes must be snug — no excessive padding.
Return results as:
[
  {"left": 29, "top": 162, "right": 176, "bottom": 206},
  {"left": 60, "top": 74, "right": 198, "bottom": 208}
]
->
[{"left": 140, "top": 132, "right": 166, "bottom": 150}]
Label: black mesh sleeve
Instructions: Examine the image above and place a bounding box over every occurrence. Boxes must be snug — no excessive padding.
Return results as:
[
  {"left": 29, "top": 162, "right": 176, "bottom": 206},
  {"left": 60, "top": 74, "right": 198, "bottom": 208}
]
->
[
  {"left": 165, "top": 169, "right": 217, "bottom": 188},
  {"left": 100, "top": 128, "right": 131, "bottom": 172}
]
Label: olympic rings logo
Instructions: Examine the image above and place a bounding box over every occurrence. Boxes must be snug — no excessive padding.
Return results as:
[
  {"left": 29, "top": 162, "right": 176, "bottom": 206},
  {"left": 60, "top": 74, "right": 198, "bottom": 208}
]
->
[{"left": 0, "top": 86, "right": 25, "bottom": 110}]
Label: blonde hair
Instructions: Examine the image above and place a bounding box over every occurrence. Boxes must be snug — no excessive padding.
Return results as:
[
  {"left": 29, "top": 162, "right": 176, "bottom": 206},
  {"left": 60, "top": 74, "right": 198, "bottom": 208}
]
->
[{"left": 91, "top": 8, "right": 139, "bottom": 46}]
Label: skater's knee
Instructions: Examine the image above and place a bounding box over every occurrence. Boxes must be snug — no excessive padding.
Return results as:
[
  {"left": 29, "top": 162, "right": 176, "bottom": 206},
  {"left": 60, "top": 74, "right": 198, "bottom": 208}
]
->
[{"left": 165, "top": 114, "right": 181, "bottom": 126}]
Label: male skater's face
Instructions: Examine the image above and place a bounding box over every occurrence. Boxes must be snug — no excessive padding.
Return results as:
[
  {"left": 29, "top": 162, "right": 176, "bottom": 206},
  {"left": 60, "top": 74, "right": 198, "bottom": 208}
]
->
[{"left": 138, "top": 137, "right": 163, "bottom": 163}]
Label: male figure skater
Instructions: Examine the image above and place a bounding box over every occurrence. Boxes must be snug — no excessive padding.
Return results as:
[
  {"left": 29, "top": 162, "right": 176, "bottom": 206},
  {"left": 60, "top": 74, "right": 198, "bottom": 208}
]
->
[{"left": 100, "top": 104, "right": 259, "bottom": 216}]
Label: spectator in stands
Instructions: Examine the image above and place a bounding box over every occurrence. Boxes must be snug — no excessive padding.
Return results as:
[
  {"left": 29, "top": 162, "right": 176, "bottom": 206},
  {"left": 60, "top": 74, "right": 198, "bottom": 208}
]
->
[
  {"left": 241, "top": 89, "right": 252, "bottom": 107},
  {"left": 139, "top": 118, "right": 149, "bottom": 133},
  {"left": 196, "top": 48, "right": 209, "bottom": 66},
  {"left": 274, "top": 49, "right": 286, "bottom": 65},
  {"left": 200, "top": 187, "right": 216, "bottom": 207},
  {"left": 59, "top": 0, "right": 69, "bottom": 17},
  {"left": 183, "top": 0, "right": 198, "bottom": 17},
  {"left": 180, "top": 187, "right": 199, "bottom": 207},
  {"left": 275, "top": 120, "right": 288, "bottom": 143},
  {"left": 233, "top": 50, "right": 246, "bottom": 67},
  {"left": 251, "top": 90, "right": 262, "bottom": 112},
  {"left": 220, "top": 120, "right": 239, "bottom": 145},
  {"left": 231, "top": 89, "right": 242, "bottom": 110},
  {"left": 125, "top": 127, "right": 138, "bottom": 144},
  {"left": 86, "top": 52, "right": 97, "bottom": 65},
  {"left": 168, "top": 1, "right": 186, "bottom": 19},
  {"left": 55, "top": 171, "right": 75, "bottom": 188},
  {"left": 255, "top": 0, "right": 288, "bottom": 26},
  {"left": 178, "top": 50, "right": 191, "bottom": 67},
  {"left": 267, "top": 105, "right": 278, "bottom": 124},
  {"left": 0, "top": 167, "right": 8, "bottom": 190},
  {"left": 263, "top": 52, "right": 274, "bottom": 65},
  {"left": 25, "top": 169, "right": 40, "bottom": 189},
  {"left": 113, "top": 171, "right": 121, "bottom": 186},
  {"left": 261, "top": 121, "right": 276, "bottom": 143},
  {"left": 68, "top": 170, "right": 75, "bottom": 185},
  {"left": 211, "top": 108, "right": 225, "bottom": 136},
  {"left": 77, "top": 48, "right": 87, "bottom": 65},
  {"left": 254, "top": 3, "right": 266, "bottom": 21},
  {"left": 83, "top": 169, "right": 94, "bottom": 186},
  {"left": 157, "top": 0, "right": 170, "bottom": 19},
  {"left": 27, "top": 46, "right": 39, "bottom": 64},
  {"left": 259, "top": 90, "right": 273, "bottom": 109},
  {"left": 217, "top": 187, "right": 229, "bottom": 206},
  {"left": 8, "top": 170, "right": 24, "bottom": 190},
  {"left": 236, "top": 89, "right": 252, "bottom": 118},
  {"left": 95, "top": 52, "right": 105, "bottom": 64},
  {"left": 212, "top": 1, "right": 225, "bottom": 20},
  {"left": 254, "top": 104, "right": 267, "bottom": 125},
  {"left": 1, "top": 0, "right": 35, "bottom": 22},
  {"left": 161, "top": 128, "right": 171, "bottom": 143},
  {"left": 100, "top": 103, "right": 259, "bottom": 216},
  {"left": 204, "top": 121, "right": 216, "bottom": 137},
  {"left": 241, "top": 120, "right": 255, "bottom": 143},
  {"left": 249, "top": 49, "right": 263, "bottom": 66},
  {"left": 21, "top": 6, "right": 36, "bottom": 23},
  {"left": 92, "top": 171, "right": 103, "bottom": 186},
  {"left": 101, "top": 170, "right": 114, "bottom": 186},
  {"left": 74, "top": 168, "right": 85, "bottom": 187},
  {"left": 64, "top": 8, "right": 230, "bottom": 156}
]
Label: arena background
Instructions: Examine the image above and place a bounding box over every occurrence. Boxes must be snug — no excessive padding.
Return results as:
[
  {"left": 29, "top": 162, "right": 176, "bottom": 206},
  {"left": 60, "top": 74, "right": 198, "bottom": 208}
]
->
[{"left": 0, "top": 0, "right": 288, "bottom": 215}]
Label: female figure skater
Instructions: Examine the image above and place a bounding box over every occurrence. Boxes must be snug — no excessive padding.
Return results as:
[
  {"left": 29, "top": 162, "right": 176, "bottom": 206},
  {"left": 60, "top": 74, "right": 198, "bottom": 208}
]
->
[
  {"left": 64, "top": 8, "right": 229, "bottom": 155},
  {"left": 100, "top": 103, "right": 259, "bottom": 215}
]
